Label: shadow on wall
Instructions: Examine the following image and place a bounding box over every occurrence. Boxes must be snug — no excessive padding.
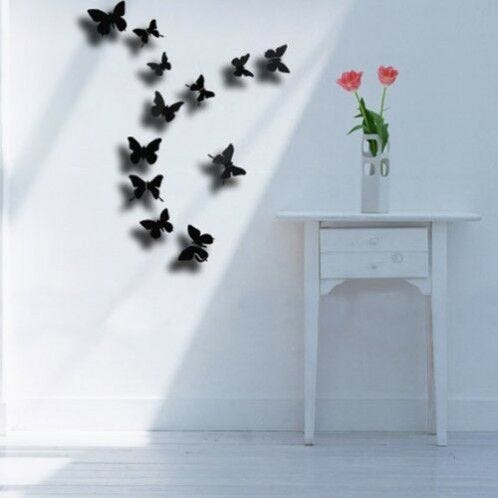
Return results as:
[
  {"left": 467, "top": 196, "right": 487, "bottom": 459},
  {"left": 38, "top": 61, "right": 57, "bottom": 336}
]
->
[
  {"left": 145, "top": 0, "right": 484, "bottom": 431},
  {"left": 144, "top": 3, "right": 357, "bottom": 430}
]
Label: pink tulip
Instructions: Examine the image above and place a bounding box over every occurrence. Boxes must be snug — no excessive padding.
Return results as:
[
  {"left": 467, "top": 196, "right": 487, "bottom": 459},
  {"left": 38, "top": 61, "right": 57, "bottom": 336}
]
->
[
  {"left": 336, "top": 70, "right": 363, "bottom": 92},
  {"left": 377, "top": 65, "right": 398, "bottom": 86}
]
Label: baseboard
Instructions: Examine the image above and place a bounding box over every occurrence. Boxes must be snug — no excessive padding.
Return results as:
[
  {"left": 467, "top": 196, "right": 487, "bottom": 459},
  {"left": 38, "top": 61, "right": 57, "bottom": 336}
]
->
[{"left": 6, "top": 397, "right": 498, "bottom": 431}]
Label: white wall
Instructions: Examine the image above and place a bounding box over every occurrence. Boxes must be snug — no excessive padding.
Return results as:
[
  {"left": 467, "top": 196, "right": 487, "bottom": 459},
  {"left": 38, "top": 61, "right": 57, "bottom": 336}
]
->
[{"left": 3, "top": 0, "right": 498, "bottom": 431}]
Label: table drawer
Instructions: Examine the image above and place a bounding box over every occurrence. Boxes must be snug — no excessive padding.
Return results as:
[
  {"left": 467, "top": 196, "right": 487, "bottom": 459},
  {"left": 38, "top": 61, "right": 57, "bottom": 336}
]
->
[
  {"left": 320, "top": 227, "right": 428, "bottom": 253},
  {"left": 321, "top": 251, "right": 429, "bottom": 279}
]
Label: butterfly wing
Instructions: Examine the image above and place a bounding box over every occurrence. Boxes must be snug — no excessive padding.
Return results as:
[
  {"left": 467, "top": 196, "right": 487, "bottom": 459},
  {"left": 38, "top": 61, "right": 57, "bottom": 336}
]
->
[
  {"left": 140, "top": 219, "right": 161, "bottom": 239},
  {"left": 211, "top": 153, "right": 226, "bottom": 165},
  {"left": 203, "top": 90, "right": 215, "bottom": 99},
  {"left": 133, "top": 28, "right": 148, "bottom": 44},
  {"left": 159, "top": 209, "right": 173, "bottom": 232},
  {"left": 113, "top": 1, "right": 125, "bottom": 16},
  {"left": 230, "top": 165, "right": 247, "bottom": 177},
  {"left": 239, "top": 53, "right": 250, "bottom": 65},
  {"left": 267, "top": 60, "right": 278, "bottom": 72},
  {"left": 129, "top": 175, "right": 146, "bottom": 199},
  {"left": 143, "top": 138, "right": 162, "bottom": 164},
  {"left": 178, "top": 245, "right": 195, "bottom": 261},
  {"left": 87, "top": 9, "right": 111, "bottom": 35},
  {"left": 127, "top": 136, "right": 142, "bottom": 164},
  {"left": 277, "top": 61, "right": 290, "bottom": 73},
  {"left": 220, "top": 167, "right": 232, "bottom": 181},
  {"left": 151, "top": 91, "right": 166, "bottom": 117},
  {"left": 193, "top": 247, "right": 209, "bottom": 262},
  {"left": 147, "top": 62, "right": 163, "bottom": 76},
  {"left": 264, "top": 48, "right": 277, "bottom": 59},
  {"left": 189, "top": 74, "right": 204, "bottom": 92},
  {"left": 242, "top": 68, "right": 254, "bottom": 77},
  {"left": 222, "top": 143, "right": 234, "bottom": 162},
  {"left": 147, "top": 175, "right": 163, "bottom": 199},
  {"left": 161, "top": 52, "right": 171, "bottom": 70},
  {"left": 275, "top": 44, "right": 287, "bottom": 57},
  {"left": 111, "top": 1, "right": 127, "bottom": 31},
  {"left": 148, "top": 19, "right": 163, "bottom": 37},
  {"left": 187, "top": 225, "right": 201, "bottom": 244},
  {"left": 233, "top": 66, "right": 244, "bottom": 77},
  {"left": 198, "top": 233, "right": 214, "bottom": 246},
  {"left": 164, "top": 101, "right": 184, "bottom": 122}
]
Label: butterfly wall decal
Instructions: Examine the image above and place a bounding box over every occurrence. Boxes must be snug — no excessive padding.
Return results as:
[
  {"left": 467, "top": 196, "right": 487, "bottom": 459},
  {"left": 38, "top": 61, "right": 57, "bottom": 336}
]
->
[
  {"left": 87, "top": 1, "right": 126, "bottom": 35},
  {"left": 128, "top": 174, "right": 164, "bottom": 202},
  {"left": 140, "top": 208, "right": 173, "bottom": 239},
  {"left": 178, "top": 225, "right": 214, "bottom": 263},
  {"left": 147, "top": 52, "right": 171, "bottom": 76},
  {"left": 151, "top": 91, "right": 184, "bottom": 122},
  {"left": 185, "top": 75, "right": 215, "bottom": 103},
  {"left": 231, "top": 53, "right": 254, "bottom": 77},
  {"left": 208, "top": 143, "right": 246, "bottom": 183},
  {"left": 264, "top": 44, "right": 290, "bottom": 73},
  {"left": 133, "top": 19, "right": 164, "bottom": 46},
  {"left": 127, "top": 137, "right": 162, "bottom": 165}
]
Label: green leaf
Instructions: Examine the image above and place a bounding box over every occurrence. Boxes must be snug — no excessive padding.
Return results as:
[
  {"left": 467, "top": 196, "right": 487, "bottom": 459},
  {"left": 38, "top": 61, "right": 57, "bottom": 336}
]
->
[{"left": 347, "top": 124, "right": 363, "bottom": 135}]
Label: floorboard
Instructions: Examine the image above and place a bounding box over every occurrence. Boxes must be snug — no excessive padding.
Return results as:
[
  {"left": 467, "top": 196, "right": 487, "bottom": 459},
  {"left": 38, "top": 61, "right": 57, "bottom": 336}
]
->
[{"left": 1, "top": 432, "right": 497, "bottom": 497}]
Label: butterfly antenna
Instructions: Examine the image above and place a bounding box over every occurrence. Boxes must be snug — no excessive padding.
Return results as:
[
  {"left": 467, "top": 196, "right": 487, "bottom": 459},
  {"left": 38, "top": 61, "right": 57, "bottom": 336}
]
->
[
  {"left": 158, "top": 195, "right": 164, "bottom": 202},
  {"left": 208, "top": 154, "right": 214, "bottom": 159}
]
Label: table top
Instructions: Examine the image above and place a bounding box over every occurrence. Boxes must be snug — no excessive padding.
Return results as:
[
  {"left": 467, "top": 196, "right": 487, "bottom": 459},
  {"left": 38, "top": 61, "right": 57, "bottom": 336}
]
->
[{"left": 277, "top": 211, "right": 481, "bottom": 222}]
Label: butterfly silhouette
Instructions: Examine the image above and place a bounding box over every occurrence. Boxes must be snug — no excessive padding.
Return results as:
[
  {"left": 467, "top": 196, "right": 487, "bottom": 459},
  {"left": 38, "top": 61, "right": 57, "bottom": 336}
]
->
[
  {"left": 128, "top": 175, "right": 164, "bottom": 202},
  {"left": 185, "top": 75, "right": 215, "bottom": 103},
  {"left": 87, "top": 1, "right": 126, "bottom": 35},
  {"left": 151, "top": 91, "right": 184, "bottom": 122},
  {"left": 147, "top": 52, "right": 171, "bottom": 76},
  {"left": 140, "top": 208, "right": 173, "bottom": 239},
  {"left": 127, "top": 137, "right": 162, "bottom": 165},
  {"left": 264, "top": 44, "right": 290, "bottom": 73},
  {"left": 133, "top": 19, "right": 164, "bottom": 46},
  {"left": 208, "top": 143, "right": 246, "bottom": 183},
  {"left": 231, "top": 53, "right": 254, "bottom": 77},
  {"left": 178, "top": 225, "right": 214, "bottom": 263}
]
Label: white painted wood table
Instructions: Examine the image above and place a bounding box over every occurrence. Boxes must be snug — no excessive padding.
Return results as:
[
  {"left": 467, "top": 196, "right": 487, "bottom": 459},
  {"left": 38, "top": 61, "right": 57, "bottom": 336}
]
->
[{"left": 277, "top": 211, "right": 480, "bottom": 446}]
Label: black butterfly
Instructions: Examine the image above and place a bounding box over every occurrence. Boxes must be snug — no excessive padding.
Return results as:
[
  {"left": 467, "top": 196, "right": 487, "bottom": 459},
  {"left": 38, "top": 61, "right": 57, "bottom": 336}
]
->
[
  {"left": 133, "top": 19, "right": 164, "bottom": 46},
  {"left": 127, "top": 137, "right": 162, "bottom": 165},
  {"left": 264, "top": 44, "right": 290, "bottom": 73},
  {"left": 128, "top": 175, "right": 164, "bottom": 202},
  {"left": 185, "top": 75, "right": 215, "bottom": 103},
  {"left": 87, "top": 1, "right": 126, "bottom": 35},
  {"left": 147, "top": 52, "right": 171, "bottom": 76},
  {"left": 151, "top": 91, "right": 184, "bottom": 122},
  {"left": 231, "top": 53, "right": 254, "bottom": 77},
  {"left": 208, "top": 143, "right": 246, "bottom": 183},
  {"left": 140, "top": 208, "right": 173, "bottom": 239},
  {"left": 178, "top": 225, "right": 214, "bottom": 263}
]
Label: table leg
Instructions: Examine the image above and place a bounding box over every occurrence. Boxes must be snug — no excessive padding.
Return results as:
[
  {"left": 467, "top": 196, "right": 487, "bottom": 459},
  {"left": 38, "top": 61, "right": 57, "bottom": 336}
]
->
[
  {"left": 431, "top": 222, "right": 448, "bottom": 446},
  {"left": 304, "top": 221, "right": 320, "bottom": 445},
  {"left": 425, "top": 295, "right": 436, "bottom": 434}
]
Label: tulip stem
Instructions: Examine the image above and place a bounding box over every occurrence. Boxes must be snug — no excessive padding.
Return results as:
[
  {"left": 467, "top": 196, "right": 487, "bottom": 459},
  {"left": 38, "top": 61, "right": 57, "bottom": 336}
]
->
[{"left": 380, "top": 87, "right": 387, "bottom": 117}]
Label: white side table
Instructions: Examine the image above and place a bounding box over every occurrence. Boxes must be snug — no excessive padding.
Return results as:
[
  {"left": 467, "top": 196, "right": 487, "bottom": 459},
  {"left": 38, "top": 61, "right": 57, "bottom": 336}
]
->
[{"left": 277, "top": 211, "right": 480, "bottom": 446}]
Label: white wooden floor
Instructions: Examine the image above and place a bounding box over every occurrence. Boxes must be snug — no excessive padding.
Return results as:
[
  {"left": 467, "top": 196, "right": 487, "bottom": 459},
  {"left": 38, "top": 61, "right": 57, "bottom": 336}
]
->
[{"left": 1, "top": 431, "right": 498, "bottom": 497}]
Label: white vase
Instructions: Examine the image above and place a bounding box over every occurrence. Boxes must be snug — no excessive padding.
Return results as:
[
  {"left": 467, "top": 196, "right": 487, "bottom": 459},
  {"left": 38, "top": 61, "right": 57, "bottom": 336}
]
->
[{"left": 361, "top": 133, "right": 390, "bottom": 213}]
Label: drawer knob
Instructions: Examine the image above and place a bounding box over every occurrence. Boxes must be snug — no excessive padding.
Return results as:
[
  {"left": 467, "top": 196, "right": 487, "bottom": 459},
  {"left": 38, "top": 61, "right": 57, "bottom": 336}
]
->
[
  {"left": 368, "top": 237, "right": 379, "bottom": 246},
  {"left": 392, "top": 252, "right": 404, "bottom": 263}
]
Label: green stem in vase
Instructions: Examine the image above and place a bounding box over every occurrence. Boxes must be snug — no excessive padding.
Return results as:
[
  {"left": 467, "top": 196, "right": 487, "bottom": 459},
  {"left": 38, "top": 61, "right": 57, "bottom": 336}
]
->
[{"left": 380, "top": 87, "right": 387, "bottom": 117}]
